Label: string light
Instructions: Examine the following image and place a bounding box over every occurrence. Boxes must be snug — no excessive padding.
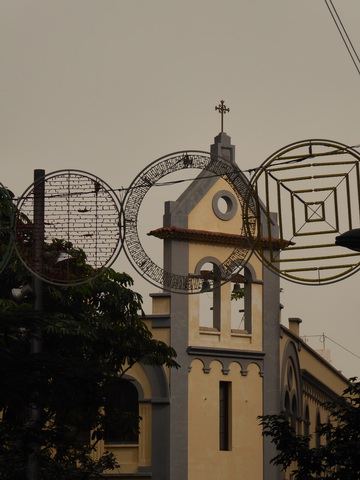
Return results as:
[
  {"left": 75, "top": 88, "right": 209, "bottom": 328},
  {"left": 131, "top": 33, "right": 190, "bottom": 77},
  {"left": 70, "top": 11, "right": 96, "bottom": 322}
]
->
[{"left": 10, "top": 142, "right": 360, "bottom": 202}]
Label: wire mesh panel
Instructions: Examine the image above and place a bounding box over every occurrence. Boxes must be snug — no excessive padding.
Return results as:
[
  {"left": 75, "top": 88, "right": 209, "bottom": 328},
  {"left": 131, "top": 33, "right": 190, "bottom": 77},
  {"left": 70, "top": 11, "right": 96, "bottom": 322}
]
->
[
  {"left": 15, "top": 170, "right": 123, "bottom": 285},
  {"left": 243, "top": 139, "right": 360, "bottom": 285}
]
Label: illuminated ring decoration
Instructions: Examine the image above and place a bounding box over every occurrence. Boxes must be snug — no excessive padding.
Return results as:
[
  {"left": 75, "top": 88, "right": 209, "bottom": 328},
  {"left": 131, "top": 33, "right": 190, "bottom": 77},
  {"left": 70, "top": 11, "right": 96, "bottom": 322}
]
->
[
  {"left": 243, "top": 139, "right": 360, "bottom": 285},
  {"left": 123, "top": 151, "right": 255, "bottom": 293},
  {"left": 0, "top": 184, "right": 14, "bottom": 273},
  {"left": 15, "top": 170, "right": 123, "bottom": 285}
]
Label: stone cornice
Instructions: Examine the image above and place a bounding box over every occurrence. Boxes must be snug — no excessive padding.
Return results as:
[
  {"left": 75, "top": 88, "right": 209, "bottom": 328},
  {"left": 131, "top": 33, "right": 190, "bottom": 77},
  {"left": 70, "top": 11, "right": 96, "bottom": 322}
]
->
[{"left": 148, "top": 225, "right": 293, "bottom": 248}]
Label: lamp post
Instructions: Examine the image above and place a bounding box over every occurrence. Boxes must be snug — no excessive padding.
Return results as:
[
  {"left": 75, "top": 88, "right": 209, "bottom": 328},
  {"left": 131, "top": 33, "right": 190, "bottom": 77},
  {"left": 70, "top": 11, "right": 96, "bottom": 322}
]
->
[{"left": 28, "top": 169, "right": 45, "bottom": 480}]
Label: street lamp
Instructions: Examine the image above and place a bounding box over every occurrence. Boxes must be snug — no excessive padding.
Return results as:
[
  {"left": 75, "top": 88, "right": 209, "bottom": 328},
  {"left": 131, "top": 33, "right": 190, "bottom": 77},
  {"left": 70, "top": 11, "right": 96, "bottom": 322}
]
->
[{"left": 335, "top": 229, "right": 360, "bottom": 252}]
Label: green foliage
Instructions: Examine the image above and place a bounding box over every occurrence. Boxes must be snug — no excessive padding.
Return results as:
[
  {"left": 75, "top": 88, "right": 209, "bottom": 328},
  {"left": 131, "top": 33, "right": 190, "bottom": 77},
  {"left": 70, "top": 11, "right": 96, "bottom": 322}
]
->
[
  {"left": 259, "top": 379, "right": 360, "bottom": 480},
  {"left": 0, "top": 420, "right": 117, "bottom": 480},
  {"left": 0, "top": 187, "right": 14, "bottom": 273},
  {"left": 230, "top": 288, "right": 244, "bottom": 301},
  {"left": 0, "top": 193, "right": 178, "bottom": 479}
]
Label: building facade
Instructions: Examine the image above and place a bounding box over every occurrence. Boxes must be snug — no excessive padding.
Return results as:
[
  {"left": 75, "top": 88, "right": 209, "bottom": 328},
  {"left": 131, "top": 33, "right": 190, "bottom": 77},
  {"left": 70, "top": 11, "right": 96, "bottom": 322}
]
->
[{"left": 95, "top": 132, "right": 349, "bottom": 480}]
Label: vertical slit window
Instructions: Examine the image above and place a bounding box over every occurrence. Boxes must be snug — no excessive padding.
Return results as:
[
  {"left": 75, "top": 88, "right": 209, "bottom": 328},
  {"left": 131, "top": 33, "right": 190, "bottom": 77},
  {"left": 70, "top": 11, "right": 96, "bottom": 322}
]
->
[{"left": 219, "top": 381, "right": 231, "bottom": 451}]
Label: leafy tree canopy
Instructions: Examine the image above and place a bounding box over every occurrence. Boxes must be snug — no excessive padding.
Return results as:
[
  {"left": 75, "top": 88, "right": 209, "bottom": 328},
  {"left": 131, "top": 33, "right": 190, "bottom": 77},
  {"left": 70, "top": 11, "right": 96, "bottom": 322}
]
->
[
  {"left": 259, "top": 379, "right": 360, "bottom": 480},
  {"left": 0, "top": 188, "right": 178, "bottom": 479}
]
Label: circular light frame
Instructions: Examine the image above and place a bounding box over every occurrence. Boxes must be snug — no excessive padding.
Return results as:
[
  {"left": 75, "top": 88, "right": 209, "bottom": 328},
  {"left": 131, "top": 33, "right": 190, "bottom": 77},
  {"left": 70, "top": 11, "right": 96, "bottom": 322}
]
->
[
  {"left": 15, "top": 170, "right": 123, "bottom": 285},
  {"left": 243, "top": 139, "right": 360, "bottom": 285},
  {"left": 123, "top": 151, "right": 255, "bottom": 294}
]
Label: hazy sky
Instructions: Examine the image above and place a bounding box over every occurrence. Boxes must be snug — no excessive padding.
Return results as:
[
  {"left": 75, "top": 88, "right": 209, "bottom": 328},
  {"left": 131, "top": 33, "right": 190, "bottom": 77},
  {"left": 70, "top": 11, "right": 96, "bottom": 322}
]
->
[{"left": 1, "top": 0, "right": 360, "bottom": 377}]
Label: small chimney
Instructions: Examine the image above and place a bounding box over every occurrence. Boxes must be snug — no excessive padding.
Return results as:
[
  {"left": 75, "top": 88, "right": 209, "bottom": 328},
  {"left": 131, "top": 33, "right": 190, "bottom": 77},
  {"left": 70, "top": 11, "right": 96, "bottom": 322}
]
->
[{"left": 288, "top": 317, "right": 302, "bottom": 337}]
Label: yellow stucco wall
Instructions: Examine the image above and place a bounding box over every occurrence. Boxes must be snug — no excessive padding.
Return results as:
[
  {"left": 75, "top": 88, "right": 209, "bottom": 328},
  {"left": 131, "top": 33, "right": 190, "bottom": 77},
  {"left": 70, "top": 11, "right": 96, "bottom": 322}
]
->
[
  {"left": 186, "top": 177, "right": 264, "bottom": 352},
  {"left": 280, "top": 327, "right": 348, "bottom": 448},
  {"left": 185, "top": 175, "right": 265, "bottom": 479},
  {"left": 188, "top": 278, "right": 263, "bottom": 351},
  {"left": 280, "top": 329, "right": 348, "bottom": 400},
  {"left": 188, "top": 359, "right": 263, "bottom": 480}
]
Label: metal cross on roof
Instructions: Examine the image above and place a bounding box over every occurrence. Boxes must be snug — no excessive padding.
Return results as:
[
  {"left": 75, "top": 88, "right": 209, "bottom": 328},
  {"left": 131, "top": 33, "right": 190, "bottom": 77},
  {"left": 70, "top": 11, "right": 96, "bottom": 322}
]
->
[{"left": 215, "top": 100, "right": 230, "bottom": 133}]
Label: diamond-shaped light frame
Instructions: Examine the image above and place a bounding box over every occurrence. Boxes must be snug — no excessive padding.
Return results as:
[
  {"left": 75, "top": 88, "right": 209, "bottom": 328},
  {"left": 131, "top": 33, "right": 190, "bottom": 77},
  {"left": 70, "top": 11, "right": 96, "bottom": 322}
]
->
[
  {"left": 243, "top": 139, "right": 360, "bottom": 285},
  {"left": 305, "top": 201, "right": 325, "bottom": 223}
]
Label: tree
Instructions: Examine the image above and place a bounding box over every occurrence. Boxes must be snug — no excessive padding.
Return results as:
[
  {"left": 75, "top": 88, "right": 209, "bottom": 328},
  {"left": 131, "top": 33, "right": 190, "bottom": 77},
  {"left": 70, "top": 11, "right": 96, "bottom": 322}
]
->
[
  {"left": 0, "top": 190, "right": 178, "bottom": 479},
  {"left": 259, "top": 379, "right": 360, "bottom": 480}
]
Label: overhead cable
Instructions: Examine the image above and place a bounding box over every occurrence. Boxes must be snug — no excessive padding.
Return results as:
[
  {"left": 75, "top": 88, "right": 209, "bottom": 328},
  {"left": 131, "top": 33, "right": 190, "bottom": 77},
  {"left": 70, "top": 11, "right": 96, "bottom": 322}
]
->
[{"left": 324, "top": 0, "right": 360, "bottom": 76}]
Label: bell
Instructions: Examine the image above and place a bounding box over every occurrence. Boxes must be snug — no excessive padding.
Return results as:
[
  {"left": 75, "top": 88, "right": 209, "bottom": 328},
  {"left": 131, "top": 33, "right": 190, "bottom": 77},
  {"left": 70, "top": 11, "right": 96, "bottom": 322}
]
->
[
  {"left": 232, "top": 282, "right": 242, "bottom": 294},
  {"left": 200, "top": 279, "right": 211, "bottom": 293}
]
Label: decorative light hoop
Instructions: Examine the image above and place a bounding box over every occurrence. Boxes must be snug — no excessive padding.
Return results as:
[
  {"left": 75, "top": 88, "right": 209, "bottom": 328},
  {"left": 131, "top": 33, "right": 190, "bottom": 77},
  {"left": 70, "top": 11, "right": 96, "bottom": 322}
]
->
[
  {"left": 243, "top": 139, "right": 360, "bottom": 285},
  {"left": 15, "top": 169, "right": 124, "bottom": 285},
  {"left": 0, "top": 184, "right": 14, "bottom": 273},
  {"left": 123, "top": 150, "right": 255, "bottom": 293}
]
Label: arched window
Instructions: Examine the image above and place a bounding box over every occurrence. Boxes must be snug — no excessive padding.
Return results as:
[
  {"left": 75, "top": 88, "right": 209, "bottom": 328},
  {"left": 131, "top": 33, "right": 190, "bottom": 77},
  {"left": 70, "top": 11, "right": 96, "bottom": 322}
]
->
[
  {"left": 304, "top": 405, "right": 310, "bottom": 444},
  {"left": 231, "top": 267, "right": 252, "bottom": 333},
  {"left": 104, "top": 378, "right": 139, "bottom": 444},
  {"left": 326, "top": 417, "right": 331, "bottom": 445},
  {"left": 291, "top": 395, "right": 298, "bottom": 433},
  {"left": 199, "top": 261, "right": 221, "bottom": 331},
  {"left": 315, "top": 412, "right": 322, "bottom": 448},
  {"left": 284, "top": 391, "right": 291, "bottom": 421}
]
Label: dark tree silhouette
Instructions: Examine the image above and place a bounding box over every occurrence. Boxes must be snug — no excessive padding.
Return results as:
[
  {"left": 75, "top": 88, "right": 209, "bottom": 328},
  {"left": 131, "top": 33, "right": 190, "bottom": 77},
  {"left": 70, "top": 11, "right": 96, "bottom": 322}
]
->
[
  {"left": 0, "top": 188, "right": 178, "bottom": 480},
  {"left": 259, "top": 379, "right": 360, "bottom": 480}
]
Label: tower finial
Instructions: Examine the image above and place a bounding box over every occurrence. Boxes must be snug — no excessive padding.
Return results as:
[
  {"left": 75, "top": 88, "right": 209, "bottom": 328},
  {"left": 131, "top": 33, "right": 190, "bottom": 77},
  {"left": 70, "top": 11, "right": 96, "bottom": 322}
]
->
[{"left": 215, "top": 100, "right": 230, "bottom": 133}]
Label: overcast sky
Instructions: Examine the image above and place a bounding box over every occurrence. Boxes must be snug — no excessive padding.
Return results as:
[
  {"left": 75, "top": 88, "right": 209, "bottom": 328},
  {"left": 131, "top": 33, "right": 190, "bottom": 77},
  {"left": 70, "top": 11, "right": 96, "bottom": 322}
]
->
[{"left": 1, "top": 0, "right": 360, "bottom": 377}]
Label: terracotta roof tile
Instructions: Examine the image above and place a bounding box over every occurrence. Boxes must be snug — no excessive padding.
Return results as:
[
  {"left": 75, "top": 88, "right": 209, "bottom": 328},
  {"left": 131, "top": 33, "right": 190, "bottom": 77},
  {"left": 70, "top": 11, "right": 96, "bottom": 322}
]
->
[{"left": 147, "top": 226, "right": 294, "bottom": 248}]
